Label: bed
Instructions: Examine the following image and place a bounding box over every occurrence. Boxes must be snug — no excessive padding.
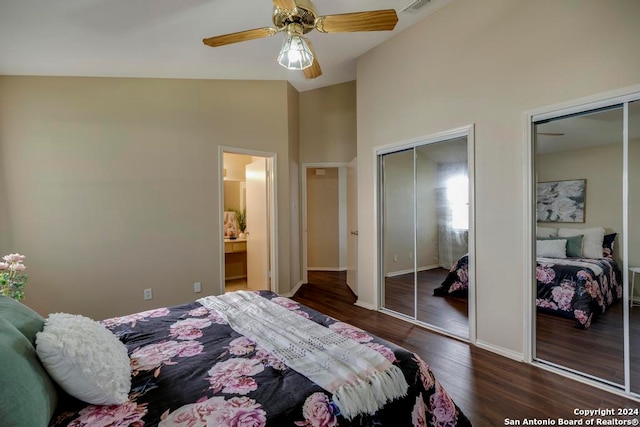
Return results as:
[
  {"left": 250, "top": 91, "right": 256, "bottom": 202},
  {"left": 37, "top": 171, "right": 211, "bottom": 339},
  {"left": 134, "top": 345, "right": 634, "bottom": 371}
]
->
[
  {"left": 1, "top": 290, "right": 472, "bottom": 427},
  {"left": 433, "top": 228, "right": 622, "bottom": 329}
]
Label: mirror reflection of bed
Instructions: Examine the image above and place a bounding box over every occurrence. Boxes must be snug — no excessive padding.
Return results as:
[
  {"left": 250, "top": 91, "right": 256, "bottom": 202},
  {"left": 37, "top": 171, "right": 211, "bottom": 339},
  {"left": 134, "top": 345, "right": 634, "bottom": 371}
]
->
[
  {"left": 532, "top": 102, "right": 640, "bottom": 390},
  {"left": 380, "top": 136, "right": 470, "bottom": 340}
]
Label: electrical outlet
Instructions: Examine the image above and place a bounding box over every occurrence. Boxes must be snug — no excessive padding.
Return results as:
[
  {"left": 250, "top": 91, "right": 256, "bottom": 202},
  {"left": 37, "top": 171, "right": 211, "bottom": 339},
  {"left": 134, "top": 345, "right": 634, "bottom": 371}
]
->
[
  {"left": 194, "top": 282, "right": 202, "bottom": 293},
  {"left": 143, "top": 288, "right": 153, "bottom": 300},
  {"left": 393, "top": 254, "right": 398, "bottom": 262},
  {"left": 409, "top": 252, "right": 413, "bottom": 260}
]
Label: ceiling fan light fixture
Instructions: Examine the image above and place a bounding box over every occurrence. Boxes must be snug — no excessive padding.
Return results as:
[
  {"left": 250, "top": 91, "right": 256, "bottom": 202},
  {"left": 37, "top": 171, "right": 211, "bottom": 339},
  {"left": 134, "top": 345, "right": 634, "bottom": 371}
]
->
[{"left": 277, "top": 25, "right": 314, "bottom": 70}]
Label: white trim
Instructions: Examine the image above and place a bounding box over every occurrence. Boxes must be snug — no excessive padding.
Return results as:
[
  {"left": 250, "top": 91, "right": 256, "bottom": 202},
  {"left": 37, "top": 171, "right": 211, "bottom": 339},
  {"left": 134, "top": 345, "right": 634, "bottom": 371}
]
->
[
  {"left": 385, "top": 264, "right": 441, "bottom": 277},
  {"left": 301, "top": 162, "right": 349, "bottom": 286},
  {"left": 375, "top": 124, "right": 476, "bottom": 343},
  {"left": 225, "top": 275, "right": 247, "bottom": 281},
  {"left": 466, "top": 124, "right": 477, "bottom": 344},
  {"left": 338, "top": 166, "right": 347, "bottom": 270},
  {"left": 375, "top": 125, "right": 472, "bottom": 156},
  {"left": 354, "top": 300, "right": 378, "bottom": 310},
  {"left": 475, "top": 340, "right": 524, "bottom": 362},
  {"left": 307, "top": 267, "right": 347, "bottom": 272},
  {"left": 280, "top": 280, "right": 304, "bottom": 298},
  {"left": 522, "top": 110, "right": 535, "bottom": 364},
  {"left": 529, "top": 84, "right": 640, "bottom": 122},
  {"left": 623, "top": 101, "right": 630, "bottom": 394},
  {"left": 219, "top": 146, "right": 278, "bottom": 294}
]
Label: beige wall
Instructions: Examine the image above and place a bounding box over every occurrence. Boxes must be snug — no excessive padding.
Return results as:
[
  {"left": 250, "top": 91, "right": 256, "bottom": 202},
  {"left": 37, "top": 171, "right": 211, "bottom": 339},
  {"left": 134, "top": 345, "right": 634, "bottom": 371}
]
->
[
  {"left": 300, "top": 81, "right": 357, "bottom": 164},
  {"left": 306, "top": 168, "right": 340, "bottom": 269},
  {"left": 537, "top": 144, "right": 623, "bottom": 264},
  {"left": 287, "top": 83, "right": 301, "bottom": 290},
  {"left": 382, "top": 151, "right": 439, "bottom": 275},
  {"left": 0, "top": 76, "right": 298, "bottom": 319},
  {"left": 356, "top": 0, "right": 640, "bottom": 355}
]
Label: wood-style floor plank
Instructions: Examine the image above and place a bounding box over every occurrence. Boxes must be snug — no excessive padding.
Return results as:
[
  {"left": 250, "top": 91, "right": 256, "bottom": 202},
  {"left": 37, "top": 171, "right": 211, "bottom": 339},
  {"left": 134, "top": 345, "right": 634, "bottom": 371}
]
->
[{"left": 293, "top": 271, "right": 640, "bottom": 426}]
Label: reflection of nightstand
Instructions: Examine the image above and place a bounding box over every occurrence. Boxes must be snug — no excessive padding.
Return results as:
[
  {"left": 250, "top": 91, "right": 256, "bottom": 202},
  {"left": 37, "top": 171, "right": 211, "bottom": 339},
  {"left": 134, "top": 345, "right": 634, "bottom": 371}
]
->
[{"left": 631, "top": 267, "right": 640, "bottom": 307}]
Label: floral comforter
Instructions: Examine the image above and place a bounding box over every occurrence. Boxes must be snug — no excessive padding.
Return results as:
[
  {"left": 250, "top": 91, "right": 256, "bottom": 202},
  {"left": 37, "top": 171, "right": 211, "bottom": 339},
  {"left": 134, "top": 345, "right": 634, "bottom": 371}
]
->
[
  {"left": 433, "top": 253, "right": 622, "bottom": 329},
  {"left": 536, "top": 256, "right": 622, "bottom": 329},
  {"left": 433, "top": 255, "right": 469, "bottom": 298},
  {"left": 49, "top": 291, "right": 472, "bottom": 427}
]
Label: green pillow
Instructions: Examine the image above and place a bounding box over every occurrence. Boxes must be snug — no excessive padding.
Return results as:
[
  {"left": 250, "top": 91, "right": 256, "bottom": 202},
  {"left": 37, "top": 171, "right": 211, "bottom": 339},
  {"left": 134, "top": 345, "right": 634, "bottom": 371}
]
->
[
  {"left": 539, "top": 235, "right": 584, "bottom": 257},
  {"left": 0, "top": 295, "right": 46, "bottom": 346},
  {"left": 0, "top": 316, "right": 59, "bottom": 427}
]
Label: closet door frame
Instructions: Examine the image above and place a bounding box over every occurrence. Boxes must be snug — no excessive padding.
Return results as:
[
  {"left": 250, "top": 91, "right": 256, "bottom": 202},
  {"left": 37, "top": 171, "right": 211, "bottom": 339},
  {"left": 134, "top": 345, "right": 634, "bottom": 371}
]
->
[
  {"left": 524, "top": 84, "right": 640, "bottom": 398},
  {"left": 376, "top": 124, "right": 476, "bottom": 343}
]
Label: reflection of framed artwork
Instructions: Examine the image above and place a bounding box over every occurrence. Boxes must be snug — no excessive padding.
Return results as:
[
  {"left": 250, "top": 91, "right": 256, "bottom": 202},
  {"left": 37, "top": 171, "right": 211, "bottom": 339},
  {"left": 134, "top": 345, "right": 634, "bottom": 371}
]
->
[{"left": 537, "top": 179, "right": 586, "bottom": 223}]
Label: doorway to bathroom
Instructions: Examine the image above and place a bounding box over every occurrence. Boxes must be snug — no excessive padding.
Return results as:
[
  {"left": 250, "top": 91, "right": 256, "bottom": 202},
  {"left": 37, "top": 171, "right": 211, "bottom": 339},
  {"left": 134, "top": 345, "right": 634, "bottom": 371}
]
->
[{"left": 220, "top": 148, "right": 276, "bottom": 293}]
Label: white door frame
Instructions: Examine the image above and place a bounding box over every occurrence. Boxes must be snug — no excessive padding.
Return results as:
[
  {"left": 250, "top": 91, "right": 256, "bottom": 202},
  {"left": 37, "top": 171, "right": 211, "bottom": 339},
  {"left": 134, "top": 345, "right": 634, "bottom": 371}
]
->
[
  {"left": 219, "top": 146, "right": 278, "bottom": 295},
  {"left": 301, "top": 162, "right": 349, "bottom": 283}
]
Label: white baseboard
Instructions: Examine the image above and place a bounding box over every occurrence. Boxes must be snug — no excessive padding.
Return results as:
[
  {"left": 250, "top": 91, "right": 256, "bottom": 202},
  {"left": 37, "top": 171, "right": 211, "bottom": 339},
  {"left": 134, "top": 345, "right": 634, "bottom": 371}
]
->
[
  {"left": 280, "top": 280, "right": 304, "bottom": 298},
  {"left": 354, "top": 300, "right": 377, "bottom": 310},
  {"left": 225, "top": 275, "right": 247, "bottom": 281},
  {"left": 475, "top": 340, "right": 524, "bottom": 362},
  {"left": 385, "top": 264, "right": 440, "bottom": 277},
  {"left": 307, "top": 267, "right": 347, "bottom": 272}
]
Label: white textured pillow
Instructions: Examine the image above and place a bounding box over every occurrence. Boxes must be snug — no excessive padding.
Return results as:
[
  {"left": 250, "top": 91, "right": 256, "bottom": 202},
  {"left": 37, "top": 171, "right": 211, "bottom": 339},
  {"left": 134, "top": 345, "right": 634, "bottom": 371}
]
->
[
  {"left": 35, "top": 313, "right": 131, "bottom": 405},
  {"left": 536, "top": 226, "right": 558, "bottom": 238},
  {"left": 537, "top": 239, "right": 567, "bottom": 258},
  {"left": 558, "top": 227, "right": 605, "bottom": 259}
]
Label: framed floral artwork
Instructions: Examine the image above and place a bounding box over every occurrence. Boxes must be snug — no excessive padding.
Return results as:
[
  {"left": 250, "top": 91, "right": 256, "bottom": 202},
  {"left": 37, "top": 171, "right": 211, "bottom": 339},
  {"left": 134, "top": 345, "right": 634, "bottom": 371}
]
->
[{"left": 536, "top": 179, "right": 586, "bottom": 223}]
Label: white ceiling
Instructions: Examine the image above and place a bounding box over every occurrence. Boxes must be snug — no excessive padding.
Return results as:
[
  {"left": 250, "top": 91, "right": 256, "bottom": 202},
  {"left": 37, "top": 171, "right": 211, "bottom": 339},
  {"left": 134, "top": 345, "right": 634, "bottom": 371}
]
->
[
  {"left": 0, "top": 0, "right": 451, "bottom": 92},
  {"left": 536, "top": 103, "right": 640, "bottom": 154}
]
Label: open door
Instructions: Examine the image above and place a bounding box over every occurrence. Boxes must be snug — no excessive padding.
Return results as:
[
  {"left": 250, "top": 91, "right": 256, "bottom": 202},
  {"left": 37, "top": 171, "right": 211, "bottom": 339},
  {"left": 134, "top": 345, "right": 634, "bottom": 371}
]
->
[
  {"left": 346, "top": 157, "right": 358, "bottom": 295},
  {"left": 245, "top": 158, "right": 269, "bottom": 290}
]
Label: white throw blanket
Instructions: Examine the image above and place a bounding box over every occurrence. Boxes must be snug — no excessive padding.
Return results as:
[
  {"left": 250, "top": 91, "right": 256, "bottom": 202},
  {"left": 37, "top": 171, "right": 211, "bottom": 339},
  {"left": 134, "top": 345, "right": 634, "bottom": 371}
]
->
[{"left": 197, "top": 291, "right": 408, "bottom": 420}]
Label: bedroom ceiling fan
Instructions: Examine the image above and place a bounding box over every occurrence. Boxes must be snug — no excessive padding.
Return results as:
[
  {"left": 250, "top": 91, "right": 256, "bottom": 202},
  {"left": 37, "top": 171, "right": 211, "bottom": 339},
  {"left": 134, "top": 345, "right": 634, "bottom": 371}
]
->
[{"left": 202, "top": 0, "right": 399, "bottom": 79}]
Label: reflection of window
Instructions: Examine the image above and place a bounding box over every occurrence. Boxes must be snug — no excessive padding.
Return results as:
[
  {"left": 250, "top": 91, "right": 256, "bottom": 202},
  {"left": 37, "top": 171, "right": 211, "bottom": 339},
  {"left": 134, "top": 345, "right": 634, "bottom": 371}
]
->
[{"left": 446, "top": 175, "right": 469, "bottom": 230}]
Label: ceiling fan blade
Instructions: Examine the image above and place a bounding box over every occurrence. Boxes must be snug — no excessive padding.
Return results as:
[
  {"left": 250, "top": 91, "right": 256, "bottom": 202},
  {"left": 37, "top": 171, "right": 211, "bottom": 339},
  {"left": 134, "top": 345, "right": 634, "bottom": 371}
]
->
[
  {"left": 203, "top": 27, "right": 277, "bottom": 47},
  {"left": 273, "top": 0, "right": 297, "bottom": 11},
  {"left": 315, "top": 9, "right": 398, "bottom": 33},
  {"left": 303, "top": 40, "right": 322, "bottom": 79}
]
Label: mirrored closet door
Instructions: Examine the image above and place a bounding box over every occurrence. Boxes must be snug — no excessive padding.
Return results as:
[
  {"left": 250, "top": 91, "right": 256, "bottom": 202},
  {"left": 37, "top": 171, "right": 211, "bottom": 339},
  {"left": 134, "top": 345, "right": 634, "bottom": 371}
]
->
[
  {"left": 379, "top": 130, "right": 473, "bottom": 340},
  {"left": 531, "top": 94, "right": 640, "bottom": 396}
]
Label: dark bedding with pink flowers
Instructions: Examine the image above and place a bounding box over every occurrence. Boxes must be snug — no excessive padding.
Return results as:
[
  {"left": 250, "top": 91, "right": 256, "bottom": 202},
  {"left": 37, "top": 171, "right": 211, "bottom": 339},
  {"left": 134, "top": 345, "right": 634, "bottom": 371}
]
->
[
  {"left": 536, "top": 256, "right": 622, "bottom": 328},
  {"left": 433, "top": 254, "right": 622, "bottom": 329},
  {"left": 49, "top": 291, "right": 472, "bottom": 427}
]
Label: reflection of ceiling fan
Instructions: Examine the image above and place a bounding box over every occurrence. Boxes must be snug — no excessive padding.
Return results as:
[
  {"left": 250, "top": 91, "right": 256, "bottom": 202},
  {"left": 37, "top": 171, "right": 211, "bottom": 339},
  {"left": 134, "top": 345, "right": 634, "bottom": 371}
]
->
[{"left": 202, "top": 0, "right": 399, "bottom": 79}]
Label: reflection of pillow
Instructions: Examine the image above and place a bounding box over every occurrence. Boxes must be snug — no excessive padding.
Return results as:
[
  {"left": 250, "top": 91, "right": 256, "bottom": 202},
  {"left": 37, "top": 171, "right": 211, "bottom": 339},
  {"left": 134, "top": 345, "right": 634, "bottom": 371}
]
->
[
  {"left": 0, "top": 315, "right": 58, "bottom": 427},
  {"left": 36, "top": 313, "right": 131, "bottom": 405},
  {"left": 539, "top": 235, "right": 583, "bottom": 257},
  {"left": 537, "top": 239, "right": 568, "bottom": 258},
  {"left": 558, "top": 227, "right": 605, "bottom": 259},
  {"left": 536, "top": 226, "right": 558, "bottom": 238}
]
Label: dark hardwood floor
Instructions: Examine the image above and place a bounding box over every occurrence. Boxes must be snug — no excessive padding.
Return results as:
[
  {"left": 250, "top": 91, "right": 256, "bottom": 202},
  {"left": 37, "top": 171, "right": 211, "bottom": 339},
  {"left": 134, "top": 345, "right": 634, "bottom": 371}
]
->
[
  {"left": 293, "top": 271, "right": 640, "bottom": 426},
  {"left": 384, "top": 268, "right": 469, "bottom": 338}
]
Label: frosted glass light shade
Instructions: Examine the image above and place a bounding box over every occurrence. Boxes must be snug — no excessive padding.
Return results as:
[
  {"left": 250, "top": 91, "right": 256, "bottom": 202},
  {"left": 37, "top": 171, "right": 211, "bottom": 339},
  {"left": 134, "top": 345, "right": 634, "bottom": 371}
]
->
[{"left": 277, "top": 34, "right": 313, "bottom": 70}]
